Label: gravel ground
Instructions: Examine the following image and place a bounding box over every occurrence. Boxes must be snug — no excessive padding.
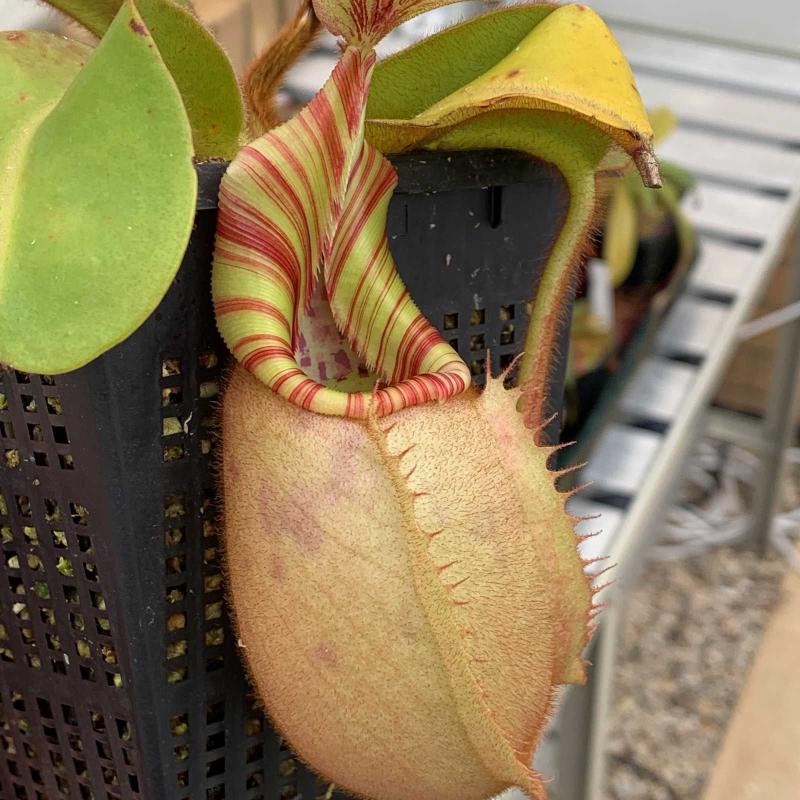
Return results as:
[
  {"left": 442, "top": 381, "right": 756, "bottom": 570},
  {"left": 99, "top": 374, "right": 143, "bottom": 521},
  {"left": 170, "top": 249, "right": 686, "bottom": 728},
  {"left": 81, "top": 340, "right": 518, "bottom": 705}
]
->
[{"left": 605, "top": 546, "right": 787, "bottom": 800}]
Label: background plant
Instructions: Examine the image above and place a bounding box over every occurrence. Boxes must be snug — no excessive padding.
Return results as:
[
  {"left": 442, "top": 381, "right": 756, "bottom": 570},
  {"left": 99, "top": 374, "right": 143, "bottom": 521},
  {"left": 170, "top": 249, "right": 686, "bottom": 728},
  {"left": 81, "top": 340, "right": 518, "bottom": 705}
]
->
[{"left": 602, "top": 106, "right": 696, "bottom": 288}]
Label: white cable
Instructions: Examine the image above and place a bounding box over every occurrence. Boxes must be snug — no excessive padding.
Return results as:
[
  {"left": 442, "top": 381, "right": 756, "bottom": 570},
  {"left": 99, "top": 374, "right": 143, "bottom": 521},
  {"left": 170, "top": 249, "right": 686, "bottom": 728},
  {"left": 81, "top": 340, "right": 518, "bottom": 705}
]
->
[
  {"left": 650, "top": 438, "right": 800, "bottom": 568},
  {"left": 738, "top": 300, "right": 800, "bottom": 341}
]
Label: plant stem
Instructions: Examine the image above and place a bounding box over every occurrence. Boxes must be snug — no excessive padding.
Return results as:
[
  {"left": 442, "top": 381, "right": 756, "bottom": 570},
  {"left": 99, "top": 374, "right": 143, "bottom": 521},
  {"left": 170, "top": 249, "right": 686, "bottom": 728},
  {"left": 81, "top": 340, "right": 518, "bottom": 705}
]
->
[
  {"left": 430, "top": 112, "right": 605, "bottom": 435},
  {"left": 518, "top": 160, "right": 597, "bottom": 435}
]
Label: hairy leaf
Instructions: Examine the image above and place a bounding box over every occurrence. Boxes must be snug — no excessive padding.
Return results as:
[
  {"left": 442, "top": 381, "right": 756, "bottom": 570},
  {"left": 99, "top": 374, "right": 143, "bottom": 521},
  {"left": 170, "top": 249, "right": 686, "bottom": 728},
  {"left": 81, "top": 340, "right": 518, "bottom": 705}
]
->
[
  {"left": 46, "top": 0, "right": 242, "bottom": 158},
  {"left": 0, "top": 4, "right": 196, "bottom": 373},
  {"left": 43, "top": 0, "right": 124, "bottom": 38},
  {"left": 44, "top": 0, "right": 193, "bottom": 37},
  {"left": 134, "top": 0, "right": 243, "bottom": 159},
  {"left": 312, "top": 0, "right": 464, "bottom": 46},
  {"left": 366, "top": 3, "right": 556, "bottom": 121}
]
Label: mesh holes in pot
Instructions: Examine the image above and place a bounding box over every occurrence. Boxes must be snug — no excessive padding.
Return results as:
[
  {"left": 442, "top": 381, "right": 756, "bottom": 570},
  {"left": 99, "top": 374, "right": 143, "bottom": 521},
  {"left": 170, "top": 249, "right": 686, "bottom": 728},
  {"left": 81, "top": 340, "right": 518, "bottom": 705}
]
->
[{"left": 0, "top": 152, "right": 567, "bottom": 800}]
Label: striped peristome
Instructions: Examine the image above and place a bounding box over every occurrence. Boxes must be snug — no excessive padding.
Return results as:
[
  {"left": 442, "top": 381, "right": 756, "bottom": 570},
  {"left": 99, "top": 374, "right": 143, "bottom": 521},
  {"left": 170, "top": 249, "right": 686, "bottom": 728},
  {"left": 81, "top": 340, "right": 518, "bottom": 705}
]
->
[{"left": 213, "top": 45, "right": 470, "bottom": 417}]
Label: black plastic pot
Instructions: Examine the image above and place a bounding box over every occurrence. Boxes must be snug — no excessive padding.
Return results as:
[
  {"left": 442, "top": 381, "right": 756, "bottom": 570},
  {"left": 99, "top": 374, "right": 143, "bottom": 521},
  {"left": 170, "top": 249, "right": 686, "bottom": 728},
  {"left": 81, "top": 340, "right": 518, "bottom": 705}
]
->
[
  {"left": 619, "top": 214, "right": 682, "bottom": 293},
  {"left": 0, "top": 151, "right": 568, "bottom": 800},
  {"left": 560, "top": 237, "right": 696, "bottom": 462}
]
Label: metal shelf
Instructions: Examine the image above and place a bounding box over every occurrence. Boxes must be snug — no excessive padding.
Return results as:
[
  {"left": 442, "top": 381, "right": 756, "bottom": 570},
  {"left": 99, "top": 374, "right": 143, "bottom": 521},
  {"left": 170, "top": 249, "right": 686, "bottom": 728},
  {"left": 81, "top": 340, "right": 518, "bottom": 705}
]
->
[{"left": 553, "top": 24, "right": 800, "bottom": 800}]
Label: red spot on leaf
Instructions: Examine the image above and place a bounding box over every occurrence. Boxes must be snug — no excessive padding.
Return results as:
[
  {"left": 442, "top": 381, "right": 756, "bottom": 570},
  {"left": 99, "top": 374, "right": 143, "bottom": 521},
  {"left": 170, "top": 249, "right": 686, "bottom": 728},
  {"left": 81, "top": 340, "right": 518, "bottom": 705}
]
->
[
  {"left": 6, "top": 32, "right": 26, "bottom": 41},
  {"left": 261, "top": 481, "right": 323, "bottom": 554},
  {"left": 18, "top": 93, "right": 28, "bottom": 103},
  {"left": 313, "top": 642, "right": 338, "bottom": 669},
  {"left": 507, "top": 69, "right": 522, "bottom": 78},
  {"left": 129, "top": 18, "right": 147, "bottom": 36},
  {"left": 270, "top": 553, "right": 285, "bottom": 582}
]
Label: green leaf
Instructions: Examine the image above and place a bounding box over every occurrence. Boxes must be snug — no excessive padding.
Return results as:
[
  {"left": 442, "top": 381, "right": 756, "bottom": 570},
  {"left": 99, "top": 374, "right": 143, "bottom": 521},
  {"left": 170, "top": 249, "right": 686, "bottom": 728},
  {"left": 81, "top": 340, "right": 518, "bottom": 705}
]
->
[
  {"left": 135, "top": 0, "right": 243, "bottom": 159},
  {"left": 368, "top": 4, "right": 556, "bottom": 122},
  {"left": 602, "top": 181, "right": 639, "bottom": 287},
  {"left": 44, "top": 0, "right": 194, "bottom": 37},
  {"left": 43, "top": 0, "right": 124, "bottom": 38},
  {"left": 0, "top": 3, "right": 197, "bottom": 374},
  {"left": 660, "top": 159, "right": 696, "bottom": 195},
  {"left": 0, "top": 31, "right": 90, "bottom": 130},
  {"left": 648, "top": 106, "right": 678, "bottom": 143},
  {"left": 657, "top": 180, "right": 697, "bottom": 270},
  {"left": 47, "top": 0, "right": 243, "bottom": 159}
]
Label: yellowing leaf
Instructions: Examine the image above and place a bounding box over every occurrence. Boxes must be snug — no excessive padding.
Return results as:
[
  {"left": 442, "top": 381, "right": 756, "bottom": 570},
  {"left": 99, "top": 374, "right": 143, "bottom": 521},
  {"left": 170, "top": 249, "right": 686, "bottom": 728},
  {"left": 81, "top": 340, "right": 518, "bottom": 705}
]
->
[
  {"left": 0, "top": 3, "right": 196, "bottom": 373},
  {"left": 602, "top": 181, "right": 639, "bottom": 287},
  {"left": 368, "top": 4, "right": 658, "bottom": 181}
]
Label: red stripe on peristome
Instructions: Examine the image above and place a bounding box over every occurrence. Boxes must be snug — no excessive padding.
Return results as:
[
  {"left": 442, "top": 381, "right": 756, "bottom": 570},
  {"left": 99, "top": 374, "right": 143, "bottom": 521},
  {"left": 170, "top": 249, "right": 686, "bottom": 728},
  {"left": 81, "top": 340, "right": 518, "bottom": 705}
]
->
[
  {"left": 343, "top": 239, "right": 392, "bottom": 357},
  {"left": 214, "top": 248, "right": 291, "bottom": 293},
  {"left": 217, "top": 189, "right": 299, "bottom": 266},
  {"left": 309, "top": 86, "right": 346, "bottom": 187},
  {"left": 327, "top": 149, "right": 395, "bottom": 304},
  {"left": 408, "top": 327, "right": 448, "bottom": 375},
  {"left": 264, "top": 138, "right": 319, "bottom": 235},
  {"left": 216, "top": 212, "right": 299, "bottom": 285},
  {"left": 295, "top": 111, "right": 345, "bottom": 277},
  {"left": 242, "top": 350, "right": 291, "bottom": 372},
  {"left": 287, "top": 378, "right": 323, "bottom": 411},
  {"left": 325, "top": 148, "right": 374, "bottom": 295},
  {"left": 239, "top": 148, "right": 314, "bottom": 281},
  {"left": 346, "top": 391, "right": 365, "bottom": 419},
  {"left": 373, "top": 285, "right": 410, "bottom": 378},
  {"left": 391, "top": 312, "right": 426, "bottom": 381},
  {"left": 213, "top": 299, "right": 290, "bottom": 331},
  {"left": 333, "top": 48, "right": 371, "bottom": 138},
  {"left": 234, "top": 333, "right": 288, "bottom": 349},
  {"left": 272, "top": 368, "right": 307, "bottom": 393},
  {"left": 409, "top": 375, "right": 433, "bottom": 404}
]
